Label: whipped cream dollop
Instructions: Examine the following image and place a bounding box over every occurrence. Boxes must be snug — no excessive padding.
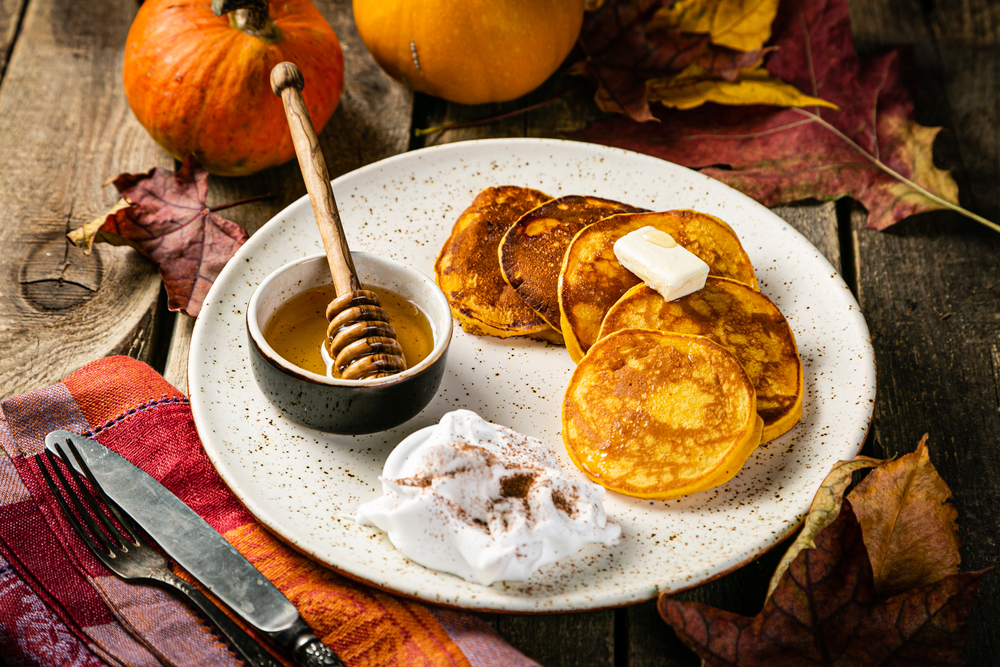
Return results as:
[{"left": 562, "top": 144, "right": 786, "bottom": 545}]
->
[{"left": 355, "top": 410, "right": 621, "bottom": 586}]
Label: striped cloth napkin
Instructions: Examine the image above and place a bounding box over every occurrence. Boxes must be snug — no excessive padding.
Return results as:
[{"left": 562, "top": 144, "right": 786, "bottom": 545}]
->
[{"left": 0, "top": 355, "right": 537, "bottom": 667}]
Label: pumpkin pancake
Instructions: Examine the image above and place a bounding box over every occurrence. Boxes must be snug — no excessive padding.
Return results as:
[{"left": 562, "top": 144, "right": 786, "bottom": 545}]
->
[
  {"left": 558, "top": 210, "right": 758, "bottom": 362},
  {"left": 600, "top": 279, "right": 802, "bottom": 442},
  {"left": 435, "top": 186, "right": 562, "bottom": 341},
  {"left": 562, "top": 329, "right": 763, "bottom": 500},
  {"left": 498, "top": 195, "right": 645, "bottom": 329}
]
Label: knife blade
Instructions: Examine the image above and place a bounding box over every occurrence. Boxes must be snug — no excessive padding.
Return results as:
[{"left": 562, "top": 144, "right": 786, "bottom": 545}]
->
[{"left": 46, "top": 430, "right": 344, "bottom": 667}]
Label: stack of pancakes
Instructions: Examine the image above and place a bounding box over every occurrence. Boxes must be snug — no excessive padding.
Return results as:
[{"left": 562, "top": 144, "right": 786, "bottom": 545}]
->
[{"left": 435, "top": 186, "right": 803, "bottom": 500}]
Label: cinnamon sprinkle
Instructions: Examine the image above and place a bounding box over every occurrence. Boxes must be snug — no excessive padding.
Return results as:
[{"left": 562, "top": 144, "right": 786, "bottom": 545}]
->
[
  {"left": 551, "top": 489, "right": 576, "bottom": 516},
  {"left": 500, "top": 473, "right": 536, "bottom": 499}
]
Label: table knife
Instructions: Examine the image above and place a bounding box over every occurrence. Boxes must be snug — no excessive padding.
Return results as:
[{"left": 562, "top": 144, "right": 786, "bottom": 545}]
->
[{"left": 45, "top": 430, "right": 344, "bottom": 667}]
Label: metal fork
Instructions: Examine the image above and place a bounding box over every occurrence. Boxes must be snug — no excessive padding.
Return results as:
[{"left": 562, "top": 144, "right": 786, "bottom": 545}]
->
[{"left": 36, "top": 440, "right": 281, "bottom": 667}]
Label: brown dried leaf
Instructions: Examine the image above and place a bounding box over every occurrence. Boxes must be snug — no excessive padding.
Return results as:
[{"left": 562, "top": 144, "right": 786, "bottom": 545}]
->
[
  {"left": 767, "top": 455, "right": 882, "bottom": 597},
  {"left": 848, "top": 434, "right": 961, "bottom": 599}
]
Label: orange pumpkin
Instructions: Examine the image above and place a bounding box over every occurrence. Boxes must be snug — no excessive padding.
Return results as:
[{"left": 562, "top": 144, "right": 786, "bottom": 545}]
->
[
  {"left": 353, "top": 0, "right": 584, "bottom": 105},
  {"left": 123, "top": 0, "right": 344, "bottom": 176}
]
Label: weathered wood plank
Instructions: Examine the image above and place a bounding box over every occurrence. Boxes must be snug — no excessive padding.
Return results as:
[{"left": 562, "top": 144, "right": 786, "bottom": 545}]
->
[
  {"left": 0, "top": 0, "right": 26, "bottom": 75},
  {"left": 163, "top": 313, "right": 195, "bottom": 393},
  {"left": 772, "top": 202, "right": 842, "bottom": 272},
  {"left": 0, "top": 0, "right": 169, "bottom": 399},
  {"left": 849, "top": 1, "right": 1000, "bottom": 663},
  {"left": 929, "top": 0, "right": 1000, "bottom": 47},
  {"left": 928, "top": 44, "right": 1000, "bottom": 221},
  {"left": 487, "top": 612, "right": 615, "bottom": 667},
  {"left": 848, "top": 0, "right": 929, "bottom": 50},
  {"left": 851, "top": 210, "right": 1000, "bottom": 664},
  {"left": 163, "top": 0, "right": 413, "bottom": 392}
]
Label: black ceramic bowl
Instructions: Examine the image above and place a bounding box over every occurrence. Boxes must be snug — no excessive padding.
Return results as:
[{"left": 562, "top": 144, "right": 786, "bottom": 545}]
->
[{"left": 246, "top": 252, "right": 452, "bottom": 435}]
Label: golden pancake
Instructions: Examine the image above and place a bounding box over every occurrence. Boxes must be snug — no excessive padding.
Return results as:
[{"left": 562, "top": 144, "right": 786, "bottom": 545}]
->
[
  {"left": 562, "top": 329, "right": 763, "bottom": 500},
  {"left": 559, "top": 210, "right": 758, "bottom": 362},
  {"left": 600, "top": 279, "right": 802, "bottom": 442},
  {"left": 498, "top": 195, "right": 645, "bottom": 328},
  {"left": 435, "top": 186, "right": 562, "bottom": 341}
]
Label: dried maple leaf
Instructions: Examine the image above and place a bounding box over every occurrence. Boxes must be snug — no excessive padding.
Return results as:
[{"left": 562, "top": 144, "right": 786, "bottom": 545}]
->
[
  {"left": 652, "top": 0, "right": 781, "bottom": 51},
  {"left": 571, "top": 0, "right": 968, "bottom": 230},
  {"left": 660, "top": 501, "right": 989, "bottom": 666},
  {"left": 574, "top": 0, "right": 777, "bottom": 121},
  {"left": 767, "top": 455, "right": 882, "bottom": 597},
  {"left": 849, "top": 435, "right": 961, "bottom": 600},
  {"left": 68, "top": 156, "right": 251, "bottom": 317}
]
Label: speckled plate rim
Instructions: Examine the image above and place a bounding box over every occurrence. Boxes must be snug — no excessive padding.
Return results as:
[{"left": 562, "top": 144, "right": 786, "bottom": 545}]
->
[{"left": 189, "top": 137, "right": 876, "bottom": 613}]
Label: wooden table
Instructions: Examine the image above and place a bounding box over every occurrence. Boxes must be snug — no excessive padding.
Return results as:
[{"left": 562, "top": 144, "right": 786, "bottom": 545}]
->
[{"left": 1, "top": 1, "right": 998, "bottom": 665}]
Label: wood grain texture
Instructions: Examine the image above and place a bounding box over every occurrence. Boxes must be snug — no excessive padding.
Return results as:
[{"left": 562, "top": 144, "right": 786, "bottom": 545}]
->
[
  {"left": 0, "top": 0, "right": 170, "bottom": 400},
  {"left": 849, "top": 1, "right": 1000, "bottom": 663},
  {"left": 849, "top": 0, "right": 930, "bottom": 50},
  {"left": 165, "top": 0, "right": 413, "bottom": 391},
  {"left": 930, "top": 44, "right": 1000, "bottom": 220},
  {"left": 851, "top": 204, "right": 1000, "bottom": 665},
  {"left": 929, "top": 0, "right": 1000, "bottom": 46},
  {"left": 772, "top": 202, "right": 842, "bottom": 272},
  {"left": 163, "top": 313, "right": 195, "bottom": 393},
  {"left": 477, "top": 611, "right": 615, "bottom": 667},
  {"left": 0, "top": 0, "right": 994, "bottom": 664},
  {"left": 0, "top": 0, "right": 25, "bottom": 75}
]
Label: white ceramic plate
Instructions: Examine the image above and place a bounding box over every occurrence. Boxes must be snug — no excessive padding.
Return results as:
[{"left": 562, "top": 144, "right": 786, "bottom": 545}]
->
[{"left": 189, "top": 138, "right": 875, "bottom": 612}]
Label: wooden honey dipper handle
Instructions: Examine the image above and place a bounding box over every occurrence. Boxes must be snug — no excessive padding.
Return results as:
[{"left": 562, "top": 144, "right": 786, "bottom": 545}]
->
[
  {"left": 271, "top": 62, "right": 406, "bottom": 379},
  {"left": 270, "top": 62, "right": 359, "bottom": 296}
]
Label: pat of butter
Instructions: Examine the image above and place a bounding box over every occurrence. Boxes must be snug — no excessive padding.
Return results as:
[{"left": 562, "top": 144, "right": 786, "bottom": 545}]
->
[{"left": 613, "top": 226, "right": 710, "bottom": 301}]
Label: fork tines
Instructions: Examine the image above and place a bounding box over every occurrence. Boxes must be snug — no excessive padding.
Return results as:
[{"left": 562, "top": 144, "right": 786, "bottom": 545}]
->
[{"left": 35, "top": 439, "right": 139, "bottom": 556}]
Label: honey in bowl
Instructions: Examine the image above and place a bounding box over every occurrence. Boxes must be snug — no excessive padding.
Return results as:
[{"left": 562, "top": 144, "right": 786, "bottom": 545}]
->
[{"left": 263, "top": 284, "right": 434, "bottom": 378}]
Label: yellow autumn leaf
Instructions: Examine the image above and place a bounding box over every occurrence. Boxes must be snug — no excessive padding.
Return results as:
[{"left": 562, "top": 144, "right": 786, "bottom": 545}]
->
[
  {"left": 67, "top": 199, "right": 132, "bottom": 254},
  {"left": 647, "top": 66, "right": 839, "bottom": 110},
  {"left": 652, "top": 0, "right": 780, "bottom": 52}
]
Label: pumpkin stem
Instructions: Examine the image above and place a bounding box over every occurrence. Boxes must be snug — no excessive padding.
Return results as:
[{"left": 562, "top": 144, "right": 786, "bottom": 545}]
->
[{"left": 213, "top": 0, "right": 282, "bottom": 44}]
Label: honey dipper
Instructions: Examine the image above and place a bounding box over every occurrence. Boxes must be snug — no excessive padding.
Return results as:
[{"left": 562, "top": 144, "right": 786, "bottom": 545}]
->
[{"left": 271, "top": 62, "right": 407, "bottom": 380}]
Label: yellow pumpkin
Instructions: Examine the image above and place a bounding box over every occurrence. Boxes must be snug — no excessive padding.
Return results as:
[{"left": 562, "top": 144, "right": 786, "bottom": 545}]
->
[
  {"left": 353, "top": 0, "right": 584, "bottom": 105},
  {"left": 124, "top": 0, "right": 344, "bottom": 176}
]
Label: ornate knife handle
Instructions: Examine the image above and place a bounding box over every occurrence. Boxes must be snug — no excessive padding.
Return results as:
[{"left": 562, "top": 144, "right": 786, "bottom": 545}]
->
[{"left": 269, "top": 619, "right": 345, "bottom": 667}]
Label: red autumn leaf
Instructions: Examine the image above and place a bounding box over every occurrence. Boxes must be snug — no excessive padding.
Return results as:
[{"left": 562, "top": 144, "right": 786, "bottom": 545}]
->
[
  {"left": 571, "top": 0, "right": 961, "bottom": 230},
  {"left": 574, "top": 0, "right": 768, "bottom": 121},
  {"left": 660, "top": 501, "right": 989, "bottom": 666},
  {"left": 69, "top": 156, "right": 249, "bottom": 317}
]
